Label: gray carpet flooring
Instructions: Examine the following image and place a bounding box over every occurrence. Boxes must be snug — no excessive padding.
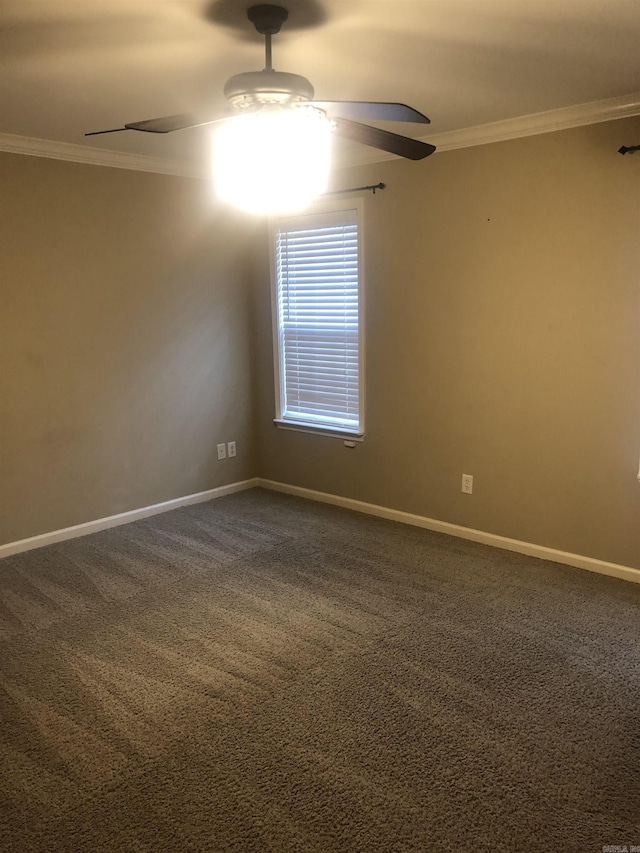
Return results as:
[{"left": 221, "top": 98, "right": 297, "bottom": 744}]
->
[{"left": 1, "top": 488, "right": 639, "bottom": 852}]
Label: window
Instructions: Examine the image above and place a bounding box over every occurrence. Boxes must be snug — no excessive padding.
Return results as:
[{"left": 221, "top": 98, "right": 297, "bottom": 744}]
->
[{"left": 270, "top": 202, "right": 364, "bottom": 436}]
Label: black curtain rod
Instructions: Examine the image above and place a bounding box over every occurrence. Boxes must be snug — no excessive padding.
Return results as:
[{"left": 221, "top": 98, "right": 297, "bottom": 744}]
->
[
  {"left": 618, "top": 144, "right": 640, "bottom": 154},
  {"left": 323, "top": 182, "right": 386, "bottom": 197}
]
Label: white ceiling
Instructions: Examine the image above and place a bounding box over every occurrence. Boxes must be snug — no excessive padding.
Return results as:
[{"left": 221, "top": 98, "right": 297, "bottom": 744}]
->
[{"left": 2, "top": 0, "right": 640, "bottom": 169}]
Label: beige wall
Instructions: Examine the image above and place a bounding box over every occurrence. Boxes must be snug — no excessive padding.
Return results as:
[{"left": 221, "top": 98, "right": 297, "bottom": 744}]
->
[
  {"left": 1, "top": 153, "right": 257, "bottom": 544},
  {"left": 254, "top": 117, "right": 640, "bottom": 568},
  {"left": 3, "top": 117, "right": 639, "bottom": 568}
]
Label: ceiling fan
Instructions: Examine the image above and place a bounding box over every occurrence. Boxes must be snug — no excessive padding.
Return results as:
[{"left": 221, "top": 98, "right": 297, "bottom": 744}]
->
[{"left": 86, "top": 3, "right": 436, "bottom": 162}]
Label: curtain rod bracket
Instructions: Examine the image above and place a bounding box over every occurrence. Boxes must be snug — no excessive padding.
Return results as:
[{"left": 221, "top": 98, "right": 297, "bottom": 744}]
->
[{"left": 618, "top": 144, "right": 640, "bottom": 155}]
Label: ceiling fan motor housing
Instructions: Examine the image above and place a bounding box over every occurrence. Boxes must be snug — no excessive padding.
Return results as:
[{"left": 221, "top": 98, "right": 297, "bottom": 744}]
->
[{"left": 224, "top": 70, "right": 314, "bottom": 109}]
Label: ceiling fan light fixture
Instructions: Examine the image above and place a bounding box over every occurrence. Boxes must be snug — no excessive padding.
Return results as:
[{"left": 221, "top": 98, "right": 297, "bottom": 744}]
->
[{"left": 213, "top": 106, "right": 333, "bottom": 215}]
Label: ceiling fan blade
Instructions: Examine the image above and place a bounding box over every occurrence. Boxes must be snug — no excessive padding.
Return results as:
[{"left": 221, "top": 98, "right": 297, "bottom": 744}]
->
[
  {"left": 84, "top": 127, "right": 130, "bottom": 137},
  {"left": 125, "top": 114, "right": 201, "bottom": 133},
  {"left": 309, "top": 101, "right": 430, "bottom": 124},
  {"left": 332, "top": 118, "right": 436, "bottom": 161},
  {"left": 85, "top": 112, "right": 232, "bottom": 137}
]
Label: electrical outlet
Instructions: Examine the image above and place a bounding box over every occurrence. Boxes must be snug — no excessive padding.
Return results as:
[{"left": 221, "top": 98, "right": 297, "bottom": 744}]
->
[
  {"left": 227, "top": 441, "right": 236, "bottom": 458},
  {"left": 462, "top": 474, "right": 473, "bottom": 494},
  {"left": 217, "top": 443, "right": 227, "bottom": 461}
]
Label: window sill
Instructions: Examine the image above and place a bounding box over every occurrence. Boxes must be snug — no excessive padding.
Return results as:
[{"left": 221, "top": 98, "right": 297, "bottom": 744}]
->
[{"left": 273, "top": 419, "right": 365, "bottom": 441}]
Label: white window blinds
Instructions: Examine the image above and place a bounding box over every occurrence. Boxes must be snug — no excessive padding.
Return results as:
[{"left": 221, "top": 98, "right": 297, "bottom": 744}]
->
[{"left": 273, "top": 207, "right": 362, "bottom": 433}]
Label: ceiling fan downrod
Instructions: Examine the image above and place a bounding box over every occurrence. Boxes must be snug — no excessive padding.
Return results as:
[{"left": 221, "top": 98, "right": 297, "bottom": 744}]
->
[{"left": 247, "top": 4, "right": 289, "bottom": 71}]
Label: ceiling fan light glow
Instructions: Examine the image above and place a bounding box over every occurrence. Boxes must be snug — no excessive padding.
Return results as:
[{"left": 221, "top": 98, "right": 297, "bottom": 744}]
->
[{"left": 213, "top": 107, "right": 333, "bottom": 215}]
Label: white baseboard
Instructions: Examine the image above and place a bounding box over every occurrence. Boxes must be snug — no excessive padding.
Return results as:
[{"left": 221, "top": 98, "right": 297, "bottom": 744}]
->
[
  {"left": 258, "top": 479, "right": 640, "bottom": 585},
  {"left": 0, "top": 478, "right": 259, "bottom": 559},
  {"left": 4, "top": 476, "right": 638, "bottom": 586}
]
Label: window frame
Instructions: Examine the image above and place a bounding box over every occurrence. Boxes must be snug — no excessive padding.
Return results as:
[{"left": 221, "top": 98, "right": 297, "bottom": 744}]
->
[{"left": 269, "top": 198, "right": 365, "bottom": 439}]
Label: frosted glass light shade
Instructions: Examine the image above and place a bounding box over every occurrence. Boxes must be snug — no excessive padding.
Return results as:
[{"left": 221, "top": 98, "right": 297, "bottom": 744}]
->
[{"left": 213, "top": 108, "right": 333, "bottom": 214}]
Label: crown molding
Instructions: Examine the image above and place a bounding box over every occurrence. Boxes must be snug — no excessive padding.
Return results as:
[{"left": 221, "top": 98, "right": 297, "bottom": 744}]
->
[
  {"left": 2, "top": 91, "right": 640, "bottom": 177},
  {"left": 334, "top": 90, "right": 640, "bottom": 168},
  {"left": 429, "top": 90, "right": 640, "bottom": 153},
  {"left": 0, "top": 132, "right": 205, "bottom": 179}
]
